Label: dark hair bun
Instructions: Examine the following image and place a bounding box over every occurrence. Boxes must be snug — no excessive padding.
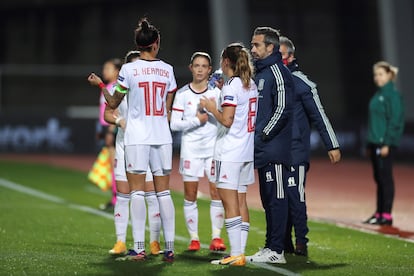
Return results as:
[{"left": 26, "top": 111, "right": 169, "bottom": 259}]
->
[{"left": 139, "top": 18, "right": 150, "bottom": 32}]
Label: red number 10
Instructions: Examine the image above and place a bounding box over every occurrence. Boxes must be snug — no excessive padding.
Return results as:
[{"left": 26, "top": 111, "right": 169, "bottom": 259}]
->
[{"left": 139, "top": 81, "right": 167, "bottom": 116}]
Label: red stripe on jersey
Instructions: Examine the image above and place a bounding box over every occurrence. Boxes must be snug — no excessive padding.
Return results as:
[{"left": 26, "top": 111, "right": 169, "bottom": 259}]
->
[
  {"left": 168, "top": 88, "right": 178, "bottom": 94},
  {"left": 172, "top": 107, "right": 184, "bottom": 112},
  {"left": 222, "top": 103, "right": 237, "bottom": 107}
]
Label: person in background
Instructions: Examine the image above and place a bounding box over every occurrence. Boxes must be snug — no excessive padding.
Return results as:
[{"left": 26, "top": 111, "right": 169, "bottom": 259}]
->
[
  {"left": 201, "top": 43, "right": 258, "bottom": 266},
  {"left": 279, "top": 36, "right": 341, "bottom": 257},
  {"left": 100, "top": 51, "right": 162, "bottom": 256},
  {"left": 98, "top": 58, "right": 122, "bottom": 212},
  {"left": 170, "top": 52, "right": 226, "bottom": 252},
  {"left": 364, "top": 61, "right": 404, "bottom": 226}
]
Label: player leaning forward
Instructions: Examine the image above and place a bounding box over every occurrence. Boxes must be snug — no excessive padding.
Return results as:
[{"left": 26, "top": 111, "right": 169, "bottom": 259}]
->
[
  {"left": 89, "top": 18, "right": 177, "bottom": 262},
  {"left": 170, "top": 52, "right": 226, "bottom": 252},
  {"left": 201, "top": 43, "right": 258, "bottom": 266}
]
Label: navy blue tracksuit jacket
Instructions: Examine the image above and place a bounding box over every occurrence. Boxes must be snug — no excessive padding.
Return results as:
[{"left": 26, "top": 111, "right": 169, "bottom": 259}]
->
[
  {"left": 289, "top": 61, "right": 339, "bottom": 165},
  {"left": 254, "top": 50, "right": 294, "bottom": 253},
  {"left": 286, "top": 60, "right": 340, "bottom": 246},
  {"left": 254, "top": 50, "right": 294, "bottom": 169}
]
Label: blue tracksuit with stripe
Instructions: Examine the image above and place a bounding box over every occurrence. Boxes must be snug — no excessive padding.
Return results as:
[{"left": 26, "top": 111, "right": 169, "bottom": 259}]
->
[
  {"left": 254, "top": 50, "right": 294, "bottom": 254},
  {"left": 286, "top": 60, "right": 340, "bottom": 247}
]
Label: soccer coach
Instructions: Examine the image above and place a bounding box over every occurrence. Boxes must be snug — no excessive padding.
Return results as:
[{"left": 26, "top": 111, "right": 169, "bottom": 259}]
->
[{"left": 247, "top": 27, "right": 294, "bottom": 264}]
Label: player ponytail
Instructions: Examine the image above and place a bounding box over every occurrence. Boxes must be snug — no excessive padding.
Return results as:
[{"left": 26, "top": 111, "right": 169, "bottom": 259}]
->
[
  {"left": 134, "top": 18, "right": 160, "bottom": 52},
  {"left": 222, "top": 43, "right": 254, "bottom": 89}
]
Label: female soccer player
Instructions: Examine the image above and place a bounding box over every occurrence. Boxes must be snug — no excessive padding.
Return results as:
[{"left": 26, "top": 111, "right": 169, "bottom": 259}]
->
[
  {"left": 170, "top": 52, "right": 226, "bottom": 252},
  {"left": 101, "top": 51, "right": 162, "bottom": 256},
  {"left": 200, "top": 43, "right": 258, "bottom": 266},
  {"left": 88, "top": 18, "right": 177, "bottom": 262}
]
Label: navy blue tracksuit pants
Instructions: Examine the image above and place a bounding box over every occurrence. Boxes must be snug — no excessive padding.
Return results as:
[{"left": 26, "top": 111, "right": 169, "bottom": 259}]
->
[
  {"left": 258, "top": 163, "right": 289, "bottom": 254},
  {"left": 286, "top": 164, "right": 309, "bottom": 246}
]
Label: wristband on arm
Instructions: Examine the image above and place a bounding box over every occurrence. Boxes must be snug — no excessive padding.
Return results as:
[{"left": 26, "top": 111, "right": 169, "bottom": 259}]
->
[{"left": 98, "top": 82, "right": 105, "bottom": 89}]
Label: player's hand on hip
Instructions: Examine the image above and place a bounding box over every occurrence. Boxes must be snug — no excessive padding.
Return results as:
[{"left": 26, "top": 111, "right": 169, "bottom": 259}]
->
[{"left": 328, "top": 149, "right": 341, "bottom": 164}]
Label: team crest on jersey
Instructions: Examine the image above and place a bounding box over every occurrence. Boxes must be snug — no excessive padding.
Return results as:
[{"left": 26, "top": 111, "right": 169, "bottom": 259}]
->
[
  {"left": 265, "top": 171, "right": 274, "bottom": 182},
  {"left": 184, "top": 160, "right": 191, "bottom": 169},
  {"left": 288, "top": 176, "right": 296, "bottom": 187},
  {"left": 258, "top": 79, "right": 265, "bottom": 91}
]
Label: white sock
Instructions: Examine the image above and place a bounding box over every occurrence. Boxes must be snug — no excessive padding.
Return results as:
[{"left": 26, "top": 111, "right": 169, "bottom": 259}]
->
[
  {"left": 241, "top": 222, "right": 250, "bottom": 254},
  {"left": 184, "top": 199, "right": 199, "bottom": 241},
  {"left": 114, "top": 192, "right": 130, "bottom": 243},
  {"left": 225, "top": 216, "right": 242, "bottom": 256},
  {"left": 145, "top": 191, "right": 161, "bottom": 243},
  {"left": 157, "top": 190, "right": 175, "bottom": 252},
  {"left": 130, "top": 190, "right": 146, "bottom": 253},
  {"left": 210, "top": 200, "right": 224, "bottom": 239}
]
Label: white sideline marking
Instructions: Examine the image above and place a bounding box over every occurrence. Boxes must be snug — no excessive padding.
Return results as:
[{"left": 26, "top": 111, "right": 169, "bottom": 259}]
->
[{"left": 0, "top": 178, "right": 300, "bottom": 276}]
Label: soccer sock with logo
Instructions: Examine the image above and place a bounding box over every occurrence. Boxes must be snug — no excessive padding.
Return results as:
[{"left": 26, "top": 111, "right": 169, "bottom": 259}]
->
[
  {"left": 225, "top": 216, "right": 242, "bottom": 256},
  {"left": 184, "top": 199, "right": 199, "bottom": 241},
  {"left": 210, "top": 200, "right": 224, "bottom": 239},
  {"left": 130, "top": 190, "right": 146, "bottom": 253},
  {"left": 114, "top": 192, "right": 130, "bottom": 243},
  {"left": 240, "top": 222, "right": 250, "bottom": 254},
  {"left": 157, "top": 190, "right": 175, "bottom": 252},
  {"left": 145, "top": 191, "right": 161, "bottom": 243}
]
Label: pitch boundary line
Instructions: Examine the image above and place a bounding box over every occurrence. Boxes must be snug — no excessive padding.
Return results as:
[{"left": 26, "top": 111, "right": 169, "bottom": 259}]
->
[{"left": 0, "top": 178, "right": 300, "bottom": 276}]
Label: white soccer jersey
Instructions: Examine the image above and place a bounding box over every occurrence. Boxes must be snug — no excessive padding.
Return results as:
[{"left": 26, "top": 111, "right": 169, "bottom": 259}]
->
[
  {"left": 171, "top": 84, "right": 220, "bottom": 159},
  {"left": 214, "top": 77, "right": 258, "bottom": 162},
  {"left": 117, "top": 59, "right": 177, "bottom": 145}
]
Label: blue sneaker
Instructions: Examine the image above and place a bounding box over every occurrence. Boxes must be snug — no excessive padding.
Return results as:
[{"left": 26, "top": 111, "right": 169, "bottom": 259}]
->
[
  {"left": 116, "top": 249, "right": 146, "bottom": 261},
  {"left": 163, "top": 250, "right": 174, "bottom": 263}
]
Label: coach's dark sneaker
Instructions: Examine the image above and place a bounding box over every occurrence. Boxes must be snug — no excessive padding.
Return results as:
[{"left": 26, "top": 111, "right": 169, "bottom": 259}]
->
[
  {"left": 284, "top": 239, "right": 295, "bottom": 254},
  {"left": 363, "top": 214, "right": 380, "bottom": 225},
  {"left": 294, "top": 244, "right": 308, "bottom": 257},
  {"left": 378, "top": 217, "right": 393, "bottom": 226}
]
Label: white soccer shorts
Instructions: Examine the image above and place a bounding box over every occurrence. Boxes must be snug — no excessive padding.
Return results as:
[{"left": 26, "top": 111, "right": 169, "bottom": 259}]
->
[
  {"left": 125, "top": 144, "right": 172, "bottom": 176},
  {"left": 212, "top": 160, "right": 254, "bottom": 192},
  {"left": 180, "top": 157, "right": 215, "bottom": 182}
]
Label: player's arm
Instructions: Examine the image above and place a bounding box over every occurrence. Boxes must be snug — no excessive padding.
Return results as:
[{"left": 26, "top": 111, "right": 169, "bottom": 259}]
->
[
  {"left": 200, "top": 96, "right": 235, "bottom": 128},
  {"left": 87, "top": 73, "right": 125, "bottom": 109},
  {"left": 104, "top": 106, "right": 126, "bottom": 130},
  {"left": 299, "top": 79, "right": 340, "bottom": 163}
]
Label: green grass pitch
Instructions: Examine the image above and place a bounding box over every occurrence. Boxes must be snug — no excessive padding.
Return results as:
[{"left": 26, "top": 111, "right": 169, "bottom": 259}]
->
[{"left": 0, "top": 160, "right": 413, "bottom": 275}]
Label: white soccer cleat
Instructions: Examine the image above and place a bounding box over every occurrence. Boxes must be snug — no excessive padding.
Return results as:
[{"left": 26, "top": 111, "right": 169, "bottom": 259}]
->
[{"left": 246, "top": 248, "right": 286, "bottom": 264}]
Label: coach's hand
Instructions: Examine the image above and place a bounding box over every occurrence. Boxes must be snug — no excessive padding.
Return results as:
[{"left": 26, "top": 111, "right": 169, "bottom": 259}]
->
[
  {"left": 87, "top": 73, "right": 103, "bottom": 86},
  {"left": 328, "top": 149, "right": 341, "bottom": 164}
]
